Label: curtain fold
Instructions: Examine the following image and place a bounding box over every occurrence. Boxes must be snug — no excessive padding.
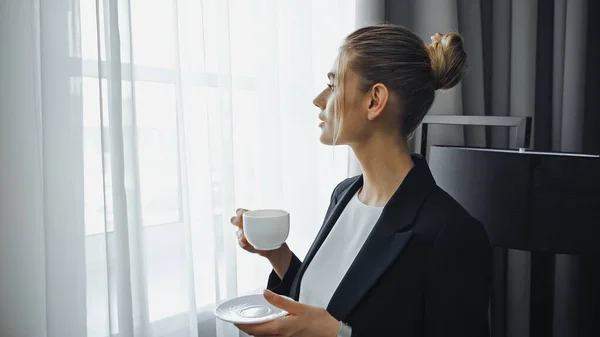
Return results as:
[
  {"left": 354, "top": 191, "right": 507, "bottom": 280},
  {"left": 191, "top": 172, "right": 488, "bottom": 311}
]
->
[
  {"left": 0, "top": 1, "right": 355, "bottom": 336},
  {"left": 40, "top": 0, "right": 88, "bottom": 334},
  {"left": 1, "top": 1, "right": 47, "bottom": 336},
  {"left": 560, "top": 0, "right": 587, "bottom": 152}
]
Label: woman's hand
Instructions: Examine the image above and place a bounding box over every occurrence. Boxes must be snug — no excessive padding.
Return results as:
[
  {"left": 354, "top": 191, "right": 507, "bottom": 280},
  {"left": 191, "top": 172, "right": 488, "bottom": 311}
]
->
[
  {"left": 230, "top": 208, "right": 293, "bottom": 279},
  {"left": 235, "top": 290, "right": 341, "bottom": 337},
  {"left": 230, "top": 208, "right": 276, "bottom": 258}
]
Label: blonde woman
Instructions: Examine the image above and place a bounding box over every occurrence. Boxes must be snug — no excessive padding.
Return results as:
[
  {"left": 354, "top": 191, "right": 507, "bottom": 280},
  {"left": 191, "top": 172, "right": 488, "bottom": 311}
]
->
[{"left": 231, "top": 24, "right": 492, "bottom": 337}]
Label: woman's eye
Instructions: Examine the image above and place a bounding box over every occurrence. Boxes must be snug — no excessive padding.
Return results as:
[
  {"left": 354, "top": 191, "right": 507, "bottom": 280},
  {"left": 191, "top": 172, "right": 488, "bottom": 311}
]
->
[{"left": 327, "top": 83, "right": 334, "bottom": 91}]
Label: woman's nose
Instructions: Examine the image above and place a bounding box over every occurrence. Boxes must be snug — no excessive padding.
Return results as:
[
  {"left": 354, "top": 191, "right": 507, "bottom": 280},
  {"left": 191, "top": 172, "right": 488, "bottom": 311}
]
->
[{"left": 313, "top": 89, "right": 327, "bottom": 110}]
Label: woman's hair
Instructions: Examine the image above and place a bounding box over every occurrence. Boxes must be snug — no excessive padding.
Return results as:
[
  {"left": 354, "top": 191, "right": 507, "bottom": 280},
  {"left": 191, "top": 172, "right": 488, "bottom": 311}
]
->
[{"left": 337, "top": 24, "right": 467, "bottom": 137}]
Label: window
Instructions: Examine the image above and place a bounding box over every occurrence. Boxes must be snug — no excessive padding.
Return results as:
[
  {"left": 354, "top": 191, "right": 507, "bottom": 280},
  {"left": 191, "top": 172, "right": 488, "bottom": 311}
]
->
[
  {"left": 80, "top": 0, "right": 242, "bottom": 328},
  {"left": 78, "top": 0, "right": 354, "bottom": 335}
]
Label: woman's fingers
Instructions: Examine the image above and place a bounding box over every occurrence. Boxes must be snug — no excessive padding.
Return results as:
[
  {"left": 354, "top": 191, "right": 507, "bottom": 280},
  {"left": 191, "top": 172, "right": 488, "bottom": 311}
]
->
[
  {"left": 236, "top": 229, "right": 248, "bottom": 245},
  {"left": 237, "top": 236, "right": 246, "bottom": 248},
  {"left": 232, "top": 208, "right": 256, "bottom": 252},
  {"left": 236, "top": 208, "right": 248, "bottom": 216},
  {"left": 230, "top": 208, "right": 248, "bottom": 228},
  {"left": 238, "top": 234, "right": 256, "bottom": 252}
]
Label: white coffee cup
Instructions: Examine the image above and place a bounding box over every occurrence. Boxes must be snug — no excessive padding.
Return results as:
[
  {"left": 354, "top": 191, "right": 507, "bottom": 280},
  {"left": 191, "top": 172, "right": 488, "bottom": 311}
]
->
[{"left": 242, "top": 209, "right": 290, "bottom": 251}]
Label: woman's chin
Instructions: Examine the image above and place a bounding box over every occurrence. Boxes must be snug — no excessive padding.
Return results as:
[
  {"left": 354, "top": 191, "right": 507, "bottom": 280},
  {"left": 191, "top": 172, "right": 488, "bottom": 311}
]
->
[{"left": 319, "top": 132, "right": 334, "bottom": 145}]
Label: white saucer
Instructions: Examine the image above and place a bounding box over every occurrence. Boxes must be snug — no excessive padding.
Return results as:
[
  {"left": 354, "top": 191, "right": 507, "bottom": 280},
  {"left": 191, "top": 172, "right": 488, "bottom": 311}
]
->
[{"left": 214, "top": 294, "right": 289, "bottom": 324}]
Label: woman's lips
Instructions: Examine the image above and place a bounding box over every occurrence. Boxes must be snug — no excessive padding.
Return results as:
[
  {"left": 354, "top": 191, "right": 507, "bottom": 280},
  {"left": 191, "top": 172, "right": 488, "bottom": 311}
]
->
[{"left": 318, "top": 121, "right": 325, "bottom": 127}]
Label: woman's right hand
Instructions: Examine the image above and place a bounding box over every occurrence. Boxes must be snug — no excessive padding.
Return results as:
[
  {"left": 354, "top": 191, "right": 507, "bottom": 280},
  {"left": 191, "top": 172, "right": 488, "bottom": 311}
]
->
[
  {"left": 230, "top": 208, "right": 293, "bottom": 278},
  {"left": 230, "top": 208, "right": 276, "bottom": 258}
]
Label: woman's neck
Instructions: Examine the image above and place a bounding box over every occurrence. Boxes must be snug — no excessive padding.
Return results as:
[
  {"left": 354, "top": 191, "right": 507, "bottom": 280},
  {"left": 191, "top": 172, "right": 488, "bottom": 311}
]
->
[{"left": 351, "top": 135, "right": 414, "bottom": 207}]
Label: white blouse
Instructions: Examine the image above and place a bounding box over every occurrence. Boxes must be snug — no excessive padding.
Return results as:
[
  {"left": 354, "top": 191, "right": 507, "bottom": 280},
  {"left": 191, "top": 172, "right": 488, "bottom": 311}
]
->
[{"left": 299, "top": 192, "right": 383, "bottom": 308}]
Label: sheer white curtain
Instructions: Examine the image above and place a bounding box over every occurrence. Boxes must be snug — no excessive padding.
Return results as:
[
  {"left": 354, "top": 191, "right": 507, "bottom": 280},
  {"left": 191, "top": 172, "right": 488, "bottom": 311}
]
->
[{"left": 0, "top": 0, "right": 354, "bottom": 336}]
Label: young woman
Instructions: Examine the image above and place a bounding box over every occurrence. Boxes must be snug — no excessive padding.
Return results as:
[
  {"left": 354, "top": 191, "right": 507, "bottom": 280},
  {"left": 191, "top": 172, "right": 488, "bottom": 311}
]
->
[{"left": 230, "top": 24, "right": 492, "bottom": 337}]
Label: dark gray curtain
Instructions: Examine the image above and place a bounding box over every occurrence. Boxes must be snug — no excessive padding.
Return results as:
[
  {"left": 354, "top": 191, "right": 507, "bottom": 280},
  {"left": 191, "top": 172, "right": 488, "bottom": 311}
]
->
[
  {"left": 384, "top": 0, "right": 600, "bottom": 337},
  {"left": 387, "top": 0, "right": 599, "bottom": 154}
]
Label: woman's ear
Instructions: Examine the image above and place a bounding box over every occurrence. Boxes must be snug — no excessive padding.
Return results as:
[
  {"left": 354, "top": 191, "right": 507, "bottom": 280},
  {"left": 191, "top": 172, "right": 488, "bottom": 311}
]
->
[{"left": 367, "top": 83, "right": 389, "bottom": 121}]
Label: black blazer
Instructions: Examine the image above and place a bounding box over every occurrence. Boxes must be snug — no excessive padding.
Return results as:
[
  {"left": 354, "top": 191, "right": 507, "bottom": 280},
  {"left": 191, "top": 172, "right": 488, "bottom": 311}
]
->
[{"left": 267, "top": 155, "right": 492, "bottom": 337}]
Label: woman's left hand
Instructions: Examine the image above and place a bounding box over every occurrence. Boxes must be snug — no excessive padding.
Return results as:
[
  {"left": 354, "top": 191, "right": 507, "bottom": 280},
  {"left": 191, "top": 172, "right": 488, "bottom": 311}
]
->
[{"left": 235, "top": 290, "right": 341, "bottom": 337}]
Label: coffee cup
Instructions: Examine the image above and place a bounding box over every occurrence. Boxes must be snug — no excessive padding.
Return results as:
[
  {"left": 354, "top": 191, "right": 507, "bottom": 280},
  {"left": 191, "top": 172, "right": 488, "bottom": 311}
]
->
[{"left": 242, "top": 209, "right": 290, "bottom": 251}]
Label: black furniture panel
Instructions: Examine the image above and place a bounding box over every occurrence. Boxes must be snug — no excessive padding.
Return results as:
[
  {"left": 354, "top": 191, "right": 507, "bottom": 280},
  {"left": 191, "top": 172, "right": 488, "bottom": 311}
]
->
[{"left": 428, "top": 146, "right": 600, "bottom": 337}]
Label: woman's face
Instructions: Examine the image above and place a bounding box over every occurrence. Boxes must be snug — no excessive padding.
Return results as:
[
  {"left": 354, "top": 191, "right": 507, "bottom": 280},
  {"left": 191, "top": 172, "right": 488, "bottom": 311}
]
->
[{"left": 313, "top": 57, "right": 372, "bottom": 146}]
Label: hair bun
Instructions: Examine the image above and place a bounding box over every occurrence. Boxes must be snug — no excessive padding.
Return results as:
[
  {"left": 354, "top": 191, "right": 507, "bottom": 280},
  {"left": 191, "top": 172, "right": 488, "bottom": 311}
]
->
[{"left": 427, "top": 32, "right": 468, "bottom": 90}]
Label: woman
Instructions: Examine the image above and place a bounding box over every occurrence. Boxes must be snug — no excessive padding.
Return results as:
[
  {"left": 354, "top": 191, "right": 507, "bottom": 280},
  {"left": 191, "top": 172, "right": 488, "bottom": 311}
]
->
[{"left": 230, "top": 24, "right": 492, "bottom": 337}]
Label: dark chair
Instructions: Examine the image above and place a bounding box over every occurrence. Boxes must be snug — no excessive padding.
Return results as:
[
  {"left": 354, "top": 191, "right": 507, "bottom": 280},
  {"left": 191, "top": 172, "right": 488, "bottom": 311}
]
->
[{"left": 419, "top": 116, "right": 600, "bottom": 337}]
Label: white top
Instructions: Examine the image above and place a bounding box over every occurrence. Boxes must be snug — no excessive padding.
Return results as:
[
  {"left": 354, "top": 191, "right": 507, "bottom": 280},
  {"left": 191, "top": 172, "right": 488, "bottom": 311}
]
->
[{"left": 299, "top": 192, "right": 384, "bottom": 308}]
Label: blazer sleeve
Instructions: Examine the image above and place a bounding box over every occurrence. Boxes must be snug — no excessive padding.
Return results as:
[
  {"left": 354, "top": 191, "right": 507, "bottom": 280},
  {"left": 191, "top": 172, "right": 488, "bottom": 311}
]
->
[
  {"left": 424, "top": 218, "right": 493, "bottom": 337},
  {"left": 266, "top": 253, "right": 302, "bottom": 296}
]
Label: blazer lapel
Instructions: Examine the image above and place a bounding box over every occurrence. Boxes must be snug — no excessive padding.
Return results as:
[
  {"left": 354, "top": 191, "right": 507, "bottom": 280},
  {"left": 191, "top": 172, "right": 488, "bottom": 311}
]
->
[
  {"left": 326, "top": 155, "right": 436, "bottom": 321},
  {"left": 289, "top": 177, "right": 363, "bottom": 300}
]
